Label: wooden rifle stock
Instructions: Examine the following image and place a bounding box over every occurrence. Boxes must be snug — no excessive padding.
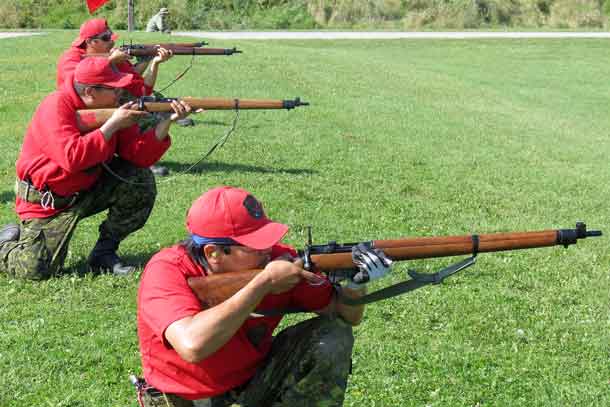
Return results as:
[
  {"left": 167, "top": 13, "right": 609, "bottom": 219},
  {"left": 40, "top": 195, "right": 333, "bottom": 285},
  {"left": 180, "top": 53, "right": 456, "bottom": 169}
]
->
[
  {"left": 309, "top": 230, "right": 562, "bottom": 269},
  {"left": 75, "top": 97, "right": 309, "bottom": 132},
  {"left": 187, "top": 269, "right": 263, "bottom": 310},
  {"left": 187, "top": 223, "right": 601, "bottom": 309}
]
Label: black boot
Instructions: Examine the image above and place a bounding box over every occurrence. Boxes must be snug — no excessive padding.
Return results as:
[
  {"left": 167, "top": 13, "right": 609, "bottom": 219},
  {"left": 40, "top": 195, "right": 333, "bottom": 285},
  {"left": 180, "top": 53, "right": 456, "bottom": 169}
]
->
[
  {"left": 88, "top": 238, "right": 135, "bottom": 276},
  {"left": 176, "top": 118, "right": 195, "bottom": 127},
  {"left": 0, "top": 224, "right": 19, "bottom": 247},
  {"left": 150, "top": 164, "right": 169, "bottom": 177}
]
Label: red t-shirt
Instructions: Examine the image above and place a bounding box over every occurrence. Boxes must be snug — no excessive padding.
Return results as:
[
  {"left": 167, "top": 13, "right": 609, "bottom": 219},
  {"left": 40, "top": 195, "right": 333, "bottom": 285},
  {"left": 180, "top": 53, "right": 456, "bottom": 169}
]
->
[
  {"left": 56, "top": 47, "right": 152, "bottom": 97},
  {"left": 137, "top": 243, "right": 334, "bottom": 400},
  {"left": 15, "top": 75, "right": 171, "bottom": 220}
]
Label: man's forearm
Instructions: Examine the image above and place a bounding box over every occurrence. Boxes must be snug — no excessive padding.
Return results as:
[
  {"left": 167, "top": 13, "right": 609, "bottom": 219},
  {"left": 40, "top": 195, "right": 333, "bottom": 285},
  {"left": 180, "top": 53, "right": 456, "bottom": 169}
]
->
[
  {"left": 134, "top": 61, "right": 149, "bottom": 75},
  {"left": 335, "top": 287, "right": 366, "bottom": 326},
  {"left": 143, "top": 61, "right": 160, "bottom": 88},
  {"left": 154, "top": 117, "right": 171, "bottom": 141},
  {"left": 168, "top": 273, "right": 272, "bottom": 363}
]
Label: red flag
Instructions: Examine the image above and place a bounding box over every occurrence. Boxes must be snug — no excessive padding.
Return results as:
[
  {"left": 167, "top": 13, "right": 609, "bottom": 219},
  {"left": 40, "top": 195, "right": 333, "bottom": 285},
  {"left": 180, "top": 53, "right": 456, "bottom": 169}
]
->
[{"left": 86, "top": 0, "right": 111, "bottom": 14}]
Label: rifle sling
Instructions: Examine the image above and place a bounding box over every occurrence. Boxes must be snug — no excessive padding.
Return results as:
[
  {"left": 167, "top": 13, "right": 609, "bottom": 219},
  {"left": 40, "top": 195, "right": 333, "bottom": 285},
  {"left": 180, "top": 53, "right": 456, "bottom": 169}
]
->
[{"left": 341, "top": 235, "right": 480, "bottom": 306}]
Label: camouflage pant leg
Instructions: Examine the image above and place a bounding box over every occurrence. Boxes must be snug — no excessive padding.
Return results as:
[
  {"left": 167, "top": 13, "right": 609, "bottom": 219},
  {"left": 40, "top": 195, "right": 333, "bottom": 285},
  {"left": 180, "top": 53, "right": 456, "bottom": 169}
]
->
[
  {"left": 0, "top": 210, "right": 80, "bottom": 280},
  {"left": 0, "top": 159, "right": 156, "bottom": 280},
  {"left": 141, "top": 391, "right": 235, "bottom": 407},
  {"left": 78, "top": 158, "right": 157, "bottom": 242},
  {"left": 239, "top": 316, "right": 354, "bottom": 407},
  {"left": 141, "top": 392, "right": 195, "bottom": 407}
]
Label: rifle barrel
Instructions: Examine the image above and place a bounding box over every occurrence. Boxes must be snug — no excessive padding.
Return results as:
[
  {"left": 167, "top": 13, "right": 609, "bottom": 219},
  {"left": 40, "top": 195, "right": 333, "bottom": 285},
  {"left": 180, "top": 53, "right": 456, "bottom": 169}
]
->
[
  {"left": 142, "top": 97, "right": 307, "bottom": 111},
  {"left": 307, "top": 223, "right": 601, "bottom": 270},
  {"left": 125, "top": 47, "right": 241, "bottom": 57}
]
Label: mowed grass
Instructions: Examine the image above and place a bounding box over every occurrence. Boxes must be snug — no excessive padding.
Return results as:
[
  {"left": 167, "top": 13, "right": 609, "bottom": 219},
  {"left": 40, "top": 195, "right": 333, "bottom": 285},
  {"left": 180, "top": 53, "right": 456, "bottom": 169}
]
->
[{"left": 0, "top": 31, "right": 608, "bottom": 406}]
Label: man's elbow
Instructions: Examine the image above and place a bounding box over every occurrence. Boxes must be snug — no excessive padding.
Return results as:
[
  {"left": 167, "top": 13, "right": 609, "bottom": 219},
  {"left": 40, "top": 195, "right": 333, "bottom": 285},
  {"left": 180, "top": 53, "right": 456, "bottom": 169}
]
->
[{"left": 174, "top": 338, "right": 208, "bottom": 364}]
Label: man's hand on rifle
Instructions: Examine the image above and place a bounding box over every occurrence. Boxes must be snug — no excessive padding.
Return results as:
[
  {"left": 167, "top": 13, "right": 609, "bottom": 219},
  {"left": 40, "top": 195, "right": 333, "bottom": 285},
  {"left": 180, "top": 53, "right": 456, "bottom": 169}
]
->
[
  {"left": 100, "top": 101, "right": 150, "bottom": 140},
  {"left": 153, "top": 100, "right": 201, "bottom": 140},
  {"left": 151, "top": 47, "right": 173, "bottom": 65},
  {"left": 262, "top": 259, "right": 325, "bottom": 295},
  {"left": 347, "top": 243, "right": 393, "bottom": 289},
  {"left": 168, "top": 99, "right": 195, "bottom": 122},
  {"left": 108, "top": 48, "right": 131, "bottom": 65}
]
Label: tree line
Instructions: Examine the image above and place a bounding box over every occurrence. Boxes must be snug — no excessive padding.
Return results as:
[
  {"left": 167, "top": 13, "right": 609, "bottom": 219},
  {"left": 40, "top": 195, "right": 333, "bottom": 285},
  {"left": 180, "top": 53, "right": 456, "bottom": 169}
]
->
[{"left": 1, "top": 0, "right": 609, "bottom": 30}]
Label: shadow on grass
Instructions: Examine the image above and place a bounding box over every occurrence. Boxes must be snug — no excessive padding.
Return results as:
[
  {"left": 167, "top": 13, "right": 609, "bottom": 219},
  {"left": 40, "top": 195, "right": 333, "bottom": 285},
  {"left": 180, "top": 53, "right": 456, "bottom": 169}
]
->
[
  {"left": 156, "top": 160, "right": 317, "bottom": 176},
  {"left": 180, "top": 118, "right": 260, "bottom": 129},
  {"left": 60, "top": 250, "right": 159, "bottom": 278},
  {"left": 0, "top": 190, "right": 15, "bottom": 203}
]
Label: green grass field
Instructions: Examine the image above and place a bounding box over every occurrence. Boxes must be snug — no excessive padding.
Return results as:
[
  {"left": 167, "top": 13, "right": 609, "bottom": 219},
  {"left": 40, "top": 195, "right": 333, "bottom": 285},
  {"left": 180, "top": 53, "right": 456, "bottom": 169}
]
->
[{"left": 0, "top": 31, "right": 608, "bottom": 406}]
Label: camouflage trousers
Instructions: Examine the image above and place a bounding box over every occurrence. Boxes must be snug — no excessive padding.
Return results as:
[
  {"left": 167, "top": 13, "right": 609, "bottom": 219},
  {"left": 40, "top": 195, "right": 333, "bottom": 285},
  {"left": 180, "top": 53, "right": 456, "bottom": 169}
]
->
[
  {"left": 0, "top": 158, "right": 156, "bottom": 280},
  {"left": 142, "top": 316, "right": 355, "bottom": 407}
]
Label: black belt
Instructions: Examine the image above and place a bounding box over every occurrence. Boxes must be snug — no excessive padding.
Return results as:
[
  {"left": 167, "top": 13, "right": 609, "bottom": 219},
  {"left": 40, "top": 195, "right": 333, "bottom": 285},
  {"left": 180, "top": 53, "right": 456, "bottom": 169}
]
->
[{"left": 15, "top": 179, "right": 78, "bottom": 210}]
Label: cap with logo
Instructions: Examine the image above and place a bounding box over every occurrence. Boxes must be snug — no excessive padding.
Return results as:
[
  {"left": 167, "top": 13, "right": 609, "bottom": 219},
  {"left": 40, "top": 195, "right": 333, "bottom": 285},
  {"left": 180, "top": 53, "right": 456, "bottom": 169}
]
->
[
  {"left": 75, "top": 57, "right": 134, "bottom": 88},
  {"left": 72, "top": 18, "right": 119, "bottom": 47},
  {"left": 186, "top": 186, "right": 288, "bottom": 250}
]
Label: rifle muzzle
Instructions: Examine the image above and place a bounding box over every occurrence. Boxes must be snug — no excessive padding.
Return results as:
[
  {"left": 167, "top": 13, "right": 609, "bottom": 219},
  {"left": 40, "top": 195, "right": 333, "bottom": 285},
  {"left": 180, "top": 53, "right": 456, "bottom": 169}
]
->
[
  {"left": 556, "top": 222, "right": 602, "bottom": 247},
  {"left": 283, "top": 98, "right": 310, "bottom": 110}
]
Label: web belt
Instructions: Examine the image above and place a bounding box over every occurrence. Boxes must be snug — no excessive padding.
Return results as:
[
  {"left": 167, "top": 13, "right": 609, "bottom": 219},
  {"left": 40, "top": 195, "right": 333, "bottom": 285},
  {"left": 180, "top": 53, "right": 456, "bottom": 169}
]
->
[{"left": 15, "top": 179, "right": 78, "bottom": 210}]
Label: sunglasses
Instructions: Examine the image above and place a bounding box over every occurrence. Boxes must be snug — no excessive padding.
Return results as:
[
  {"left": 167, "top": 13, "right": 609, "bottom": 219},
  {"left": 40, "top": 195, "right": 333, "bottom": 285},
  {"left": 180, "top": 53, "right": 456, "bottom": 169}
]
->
[
  {"left": 92, "top": 32, "right": 113, "bottom": 42},
  {"left": 91, "top": 85, "right": 121, "bottom": 94}
]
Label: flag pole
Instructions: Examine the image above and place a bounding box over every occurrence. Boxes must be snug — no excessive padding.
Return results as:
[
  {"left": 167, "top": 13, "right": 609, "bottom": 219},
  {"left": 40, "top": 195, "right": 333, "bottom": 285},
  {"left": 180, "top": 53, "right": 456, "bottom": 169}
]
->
[{"left": 128, "top": 0, "right": 135, "bottom": 32}]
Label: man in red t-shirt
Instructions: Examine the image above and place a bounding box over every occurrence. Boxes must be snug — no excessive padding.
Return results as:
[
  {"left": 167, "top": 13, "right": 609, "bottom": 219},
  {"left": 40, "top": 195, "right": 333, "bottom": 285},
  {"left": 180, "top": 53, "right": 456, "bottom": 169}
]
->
[
  {"left": 57, "top": 18, "right": 174, "bottom": 176},
  {"left": 136, "top": 186, "right": 392, "bottom": 406},
  {"left": 56, "top": 18, "right": 171, "bottom": 99},
  {"left": 0, "top": 57, "right": 194, "bottom": 280}
]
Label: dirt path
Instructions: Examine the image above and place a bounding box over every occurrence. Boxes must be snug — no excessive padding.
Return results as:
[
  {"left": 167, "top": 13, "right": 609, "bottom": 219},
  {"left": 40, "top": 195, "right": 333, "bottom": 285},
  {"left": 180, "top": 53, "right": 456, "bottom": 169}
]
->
[{"left": 0, "top": 32, "right": 45, "bottom": 39}]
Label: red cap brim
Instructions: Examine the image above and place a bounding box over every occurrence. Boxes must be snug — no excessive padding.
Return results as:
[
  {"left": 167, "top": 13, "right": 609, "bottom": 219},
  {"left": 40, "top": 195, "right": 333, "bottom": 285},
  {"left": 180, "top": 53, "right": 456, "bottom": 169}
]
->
[
  {"left": 233, "top": 222, "right": 289, "bottom": 250},
  {"left": 71, "top": 33, "right": 117, "bottom": 47},
  {"left": 71, "top": 36, "right": 87, "bottom": 47}
]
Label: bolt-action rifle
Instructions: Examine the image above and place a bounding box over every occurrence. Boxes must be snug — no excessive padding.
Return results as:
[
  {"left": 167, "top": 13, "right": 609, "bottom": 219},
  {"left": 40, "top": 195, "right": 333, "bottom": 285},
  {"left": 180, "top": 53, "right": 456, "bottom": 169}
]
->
[
  {"left": 86, "top": 44, "right": 241, "bottom": 58},
  {"left": 187, "top": 222, "right": 602, "bottom": 309},
  {"left": 75, "top": 96, "right": 309, "bottom": 132},
  {"left": 136, "top": 41, "right": 209, "bottom": 48}
]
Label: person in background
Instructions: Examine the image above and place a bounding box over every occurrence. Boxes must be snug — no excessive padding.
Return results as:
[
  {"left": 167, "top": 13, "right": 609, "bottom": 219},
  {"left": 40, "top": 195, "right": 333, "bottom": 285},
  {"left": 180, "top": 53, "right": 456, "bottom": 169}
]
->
[
  {"left": 146, "top": 8, "right": 171, "bottom": 34},
  {"left": 0, "top": 58, "right": 194, "bottom": 280},
  {"left": 57, "top": 18, "right": 174, "bottom": 176}
]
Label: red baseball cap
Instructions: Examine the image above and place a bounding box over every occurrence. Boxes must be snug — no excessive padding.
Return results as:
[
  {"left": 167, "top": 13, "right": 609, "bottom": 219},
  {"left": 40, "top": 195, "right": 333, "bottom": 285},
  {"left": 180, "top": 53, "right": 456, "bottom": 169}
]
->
[
  {"left": 71, "top": 18, "right": 118, "bottom": 47},
  {"left": 187, "top": 187, "right": 289, "bottom": 250},
  {"left": 75, "top": 57, "right": 134, "bottom": 87}
]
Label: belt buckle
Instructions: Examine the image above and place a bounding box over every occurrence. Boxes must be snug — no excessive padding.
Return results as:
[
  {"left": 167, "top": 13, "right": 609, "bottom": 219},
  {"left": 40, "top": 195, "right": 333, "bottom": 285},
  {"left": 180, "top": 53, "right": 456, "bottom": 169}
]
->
[{"left": 15, "top": 179, "right": 33, "bottom": 202}]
